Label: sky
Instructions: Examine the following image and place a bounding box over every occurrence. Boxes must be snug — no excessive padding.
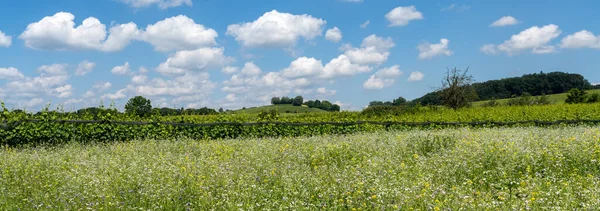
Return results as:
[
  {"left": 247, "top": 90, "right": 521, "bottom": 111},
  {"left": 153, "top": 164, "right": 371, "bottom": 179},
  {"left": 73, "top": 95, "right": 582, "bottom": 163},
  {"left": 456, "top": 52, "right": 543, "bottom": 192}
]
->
[{"left": 0, "top": 0, "right": 599, "bottom": 111}]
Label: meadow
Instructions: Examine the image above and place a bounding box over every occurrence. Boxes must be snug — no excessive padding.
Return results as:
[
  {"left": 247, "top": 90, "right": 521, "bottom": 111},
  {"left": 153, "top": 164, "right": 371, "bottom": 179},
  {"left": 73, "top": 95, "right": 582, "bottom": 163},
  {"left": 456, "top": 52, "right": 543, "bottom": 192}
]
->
[{"left": 1, "top": 126, "right": 600, "bottom": 210}]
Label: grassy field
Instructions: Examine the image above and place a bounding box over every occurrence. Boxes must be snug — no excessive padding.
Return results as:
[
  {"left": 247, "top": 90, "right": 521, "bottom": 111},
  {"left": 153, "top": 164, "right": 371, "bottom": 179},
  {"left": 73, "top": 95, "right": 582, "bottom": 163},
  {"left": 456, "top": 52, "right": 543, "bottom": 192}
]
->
[
  {"left": 472, "top": 89, "right": 600, "bottom": 106},
  {"left": 229, "top": 104, "right": 328, "bottom": 114},
  {"left": 2, "top": 126, "right": 600, "bottom": 210}
]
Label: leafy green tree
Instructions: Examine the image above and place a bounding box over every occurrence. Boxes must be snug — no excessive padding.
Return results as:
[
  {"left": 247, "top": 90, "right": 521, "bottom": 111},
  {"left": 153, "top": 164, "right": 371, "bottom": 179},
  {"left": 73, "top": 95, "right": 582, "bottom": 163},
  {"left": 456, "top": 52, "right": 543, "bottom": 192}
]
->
[
  {"left": 392, "top": 97, "right": 407, "bottom": 106},
  {"left": 271, "top": 97, "right": 281, "bottom": 105},
  {"left": 292, "top": 96, "right": 304, "bottom": 106},
  {"left": 565, "top": 88, "right": 587, "bottom": 104},
  {"left": 125, "top": 96, "right": 152, "bottom": 117},
  {"left": 440, "top": 67, "right": 474, "bottom": 110},
  {"left": 218, "top": 107, "right": 224, "bottom": 113}
]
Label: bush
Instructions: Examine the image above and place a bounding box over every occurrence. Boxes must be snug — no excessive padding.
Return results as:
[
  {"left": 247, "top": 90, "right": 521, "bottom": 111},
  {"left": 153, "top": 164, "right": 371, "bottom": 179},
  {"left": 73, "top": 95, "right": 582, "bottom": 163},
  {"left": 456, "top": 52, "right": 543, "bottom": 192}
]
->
[
  {"left": 565, "top": 88, "right": 587, "bottom": 104},
  {"left": 588, "top": 93, "right": 599, "bottom": 103},
  {"left": 482, "top": 98, "right": 500, "bottom": 107}
]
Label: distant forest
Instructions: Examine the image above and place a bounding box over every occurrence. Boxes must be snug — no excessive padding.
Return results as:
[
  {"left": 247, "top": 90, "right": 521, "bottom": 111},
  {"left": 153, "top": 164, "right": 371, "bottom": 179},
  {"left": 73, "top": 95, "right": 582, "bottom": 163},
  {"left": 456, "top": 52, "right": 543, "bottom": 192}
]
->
[{"left": 413, "top": 72, "right": 595, "bottom": 106}]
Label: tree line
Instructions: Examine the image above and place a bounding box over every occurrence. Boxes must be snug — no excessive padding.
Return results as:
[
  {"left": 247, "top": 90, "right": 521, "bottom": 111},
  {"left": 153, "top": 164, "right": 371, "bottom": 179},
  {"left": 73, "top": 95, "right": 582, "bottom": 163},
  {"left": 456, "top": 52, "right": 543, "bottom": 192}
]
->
[{"left": 412, "top": 71, "right": 594, "bottom": 106}]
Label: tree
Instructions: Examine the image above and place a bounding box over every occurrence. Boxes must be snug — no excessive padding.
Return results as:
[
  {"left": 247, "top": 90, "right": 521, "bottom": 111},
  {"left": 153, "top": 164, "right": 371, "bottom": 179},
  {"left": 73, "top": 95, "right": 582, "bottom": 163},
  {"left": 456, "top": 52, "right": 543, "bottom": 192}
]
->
[
  {"left": 281, "top": 97, "right": 292, "bottom": 104},
  {"left": 440, "top": 67, "right": 474, "bottom": 110},
  {"left": 588, "top": 93, "right": 599, "bottom": 103},
  {"left": 565, "top": 88, "right": 587, "bottom": 104},
  {"left": 271, "top": 97, "right": 281, "bottom": 105},
  {"left": 292, "top": 96, "right": 304, "bottom": 106},
  {"left": 125, "top": 96, "right": 152, "bottom": 117},
  {"left": 392, "top": 97, "right": 407, "bottom": 106},
  {"left": 219, "top": 107, "right": 224, "bottom": 113}
]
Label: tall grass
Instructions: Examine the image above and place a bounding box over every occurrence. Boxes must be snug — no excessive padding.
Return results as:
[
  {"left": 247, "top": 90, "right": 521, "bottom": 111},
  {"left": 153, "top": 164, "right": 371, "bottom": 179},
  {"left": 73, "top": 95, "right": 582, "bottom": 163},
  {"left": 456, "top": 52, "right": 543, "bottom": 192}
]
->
[{"left": 1, "top": 126, "right": 600, "bottom": 210}]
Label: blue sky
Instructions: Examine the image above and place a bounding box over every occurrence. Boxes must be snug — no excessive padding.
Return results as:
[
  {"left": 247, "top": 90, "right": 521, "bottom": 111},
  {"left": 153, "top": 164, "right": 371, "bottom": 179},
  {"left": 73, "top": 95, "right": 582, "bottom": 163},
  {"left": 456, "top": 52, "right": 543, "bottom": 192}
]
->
[{"left": 0, "top": 0, "right": 599, "bottom": 111}]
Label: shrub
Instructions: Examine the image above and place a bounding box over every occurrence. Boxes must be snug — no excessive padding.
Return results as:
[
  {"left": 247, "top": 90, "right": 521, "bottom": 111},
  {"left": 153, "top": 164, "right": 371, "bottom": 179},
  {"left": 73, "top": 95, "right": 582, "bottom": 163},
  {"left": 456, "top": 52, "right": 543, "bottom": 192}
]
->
[
  {"left": 588, "top": 93, "right": 599, "bottom": 103},
  {"left": 565, "top": 88, "right": 587, "bottom": 104}
]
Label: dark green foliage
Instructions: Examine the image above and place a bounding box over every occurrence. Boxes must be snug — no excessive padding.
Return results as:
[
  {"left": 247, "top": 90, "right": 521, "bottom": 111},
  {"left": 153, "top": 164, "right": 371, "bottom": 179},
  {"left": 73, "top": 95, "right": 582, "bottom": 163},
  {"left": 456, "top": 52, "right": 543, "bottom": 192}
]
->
[
  {"left": 506, "top": 93, "right": 552, "bottom": 106},
  {"left": 368, "top": 96, "right": 408, "bottom": 107},
  {"left": 292, "top": 96, "right": 304, "bottom": 106},
  {"left": 361, "top": 104, "right": 422, "bottom": 116},
  {"left": 125, "top": 96, "right": 152, "bottom": 117},
  {"left": 565, "top": 88, "right": 588, "bottom": 104},
  {"left": 588, "top": 93, "right": 600, "bottom": 103},
  {"left": 415, "top": 71, "right": 592, "bottom": 105},
  {"left": 218, "top": 107, "right": 224, "bottom": 113},
  {"left": 304, "top": 99, "right": 340, "bottom": 112},
  {"left": 271, "top": 97, "right": 281, "bottom": 105}
]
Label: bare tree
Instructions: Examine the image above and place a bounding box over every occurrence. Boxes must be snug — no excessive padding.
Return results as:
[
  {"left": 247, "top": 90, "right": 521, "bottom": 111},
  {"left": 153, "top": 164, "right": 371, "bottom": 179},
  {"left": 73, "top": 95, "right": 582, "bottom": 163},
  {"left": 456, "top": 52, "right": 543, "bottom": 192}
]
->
[{"left": 440, "top": 67, "right": 475, "bottom": 110}]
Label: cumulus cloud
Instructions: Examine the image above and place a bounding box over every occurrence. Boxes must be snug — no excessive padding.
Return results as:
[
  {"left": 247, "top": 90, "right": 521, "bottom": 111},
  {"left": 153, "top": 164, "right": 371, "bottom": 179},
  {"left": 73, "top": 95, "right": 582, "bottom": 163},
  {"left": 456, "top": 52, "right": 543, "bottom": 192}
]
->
[
  {"left": 156, "top": 47, "right": 233, "bottom": 75},
  {"left": 19, "top": 12, "right": 140, "bottom": 52},
  {"left": 490, "top": 16, "right": 519, "bottom": 27},
  {"left": 0, "top": 30, "right": 11, "bottom": 47},
  {"left": 221, "top": 66, "right": 239, "bottom": 74},
  {"left": 116, "top": 0, "right": 192, "bottom": 9},
  {"left": 417, "top": 38, "right": 453, "bottom": 59},
  {"left": 75, "top": 60, "right": 95, "bottom": 76},
  {"left": 560, "top": 30, "right": 600, "bottom": 49},
  {"left": 0, "top": 67, "right": 25, "bottom": 80},
  {"left": 111, "top": 62, "right": 131, "bottom": 75},
  {"left": 363, "top": 65, "right": 403, "bottom": 90},
  {"left": 37, "top": 64, "right": 68, "bottom": 75},
  {"left": 385, "top": 6, "right": 423, "bottom": 27},
  {"left": 226, "top": 10, "right": 326, "bottom": 48},
  {"left": 408, "top": 71, "right": 424, "bottom": 82},
  {"left": 4, "top": 74, "right": 70, "bottom": 98},
  {"left": 343, "top": 34, "right": 395, "bottom": 65},
  {"left": 281, "top": 57, "right": 324, "bottom": 78},
  {"left": 141, "top": 15, "right": 218, "bottom": 52},
  {"left": 496, "top": 24, "right": 561, "bottom": 55},
  {"left": 325, "top": 27, "right": 342, "bottom": 43},
  {"left": 240, "top": 62, "right": 262, "bottom": 76}
]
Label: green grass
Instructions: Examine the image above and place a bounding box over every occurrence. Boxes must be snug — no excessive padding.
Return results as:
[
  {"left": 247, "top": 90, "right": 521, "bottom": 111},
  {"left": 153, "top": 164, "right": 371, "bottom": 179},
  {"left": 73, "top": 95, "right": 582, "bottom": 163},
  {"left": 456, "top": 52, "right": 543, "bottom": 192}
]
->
[
  {"left": 230, "top": 104, "right": 328, "bottom": 114},
  {"left": 2, "top": 126, "right": 600, "bottom": 210},
  {"left": 473, "top": 89, "right": 600, "bottom": 106}
]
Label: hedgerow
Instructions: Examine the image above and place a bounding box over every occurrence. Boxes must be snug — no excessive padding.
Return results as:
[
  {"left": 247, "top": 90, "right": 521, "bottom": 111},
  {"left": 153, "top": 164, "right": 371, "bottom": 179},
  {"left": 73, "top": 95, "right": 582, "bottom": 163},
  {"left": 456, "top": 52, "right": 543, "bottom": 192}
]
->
[{"left": 1, "top": 103, "right": 599, "bottom": 147}]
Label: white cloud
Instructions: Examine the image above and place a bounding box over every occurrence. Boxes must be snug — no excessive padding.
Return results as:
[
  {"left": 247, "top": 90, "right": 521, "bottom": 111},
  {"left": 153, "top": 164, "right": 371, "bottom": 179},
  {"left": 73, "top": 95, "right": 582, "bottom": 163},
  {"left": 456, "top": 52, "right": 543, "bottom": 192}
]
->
[
  {"left": 221, "top": 66, "right": 239, "bottom": 74},
  {"left": 142, "top": 15, "right": 218, "bottom": 52},
  {"left": 343, "top": 34, "right": 395, "bottom": 65},
  {"left": 111, "top": 62, "right": 131, "bottom": 75},
  {"left": 385, "top": 6, "right": 423, "bottom": 27},
  {"left": 316, "top": 87, "right": 337, "bottom": 96},
  {"left": 240, "top": 62, "right": 262, "bottom": 76},
  {"left": 325, "top": 27, "right": 342, "bottom": 43},
  {"left": 441, "top": 4, "right": 470, "bottom": 12},
  {"left": 53, "top": 84, "right": 73, "bottom": 98},
  {"left": 490, "top": 16, "right": 519, "bottom": 27},
  {"left": 417, "top": 38, "right": 453, "bottom": 59},
  {"left": 116, "top": 0, "right": 192, "bottom": 9},
  {"left": 93, "top": 81, "right": 112, "bottom": 91},
  {"left": 75, "top": 60, "right": 95, "bottom": 76},
  {"left": 131, "top": 75, "right": 148, "bottom": 84},
  {"left": 226, "top": 10, "right": 326, "bottom": 48},
  {"left": 497, "top": 24, "right": 561, "bottom": 55},
  {"left": 101, "top": 88, "right": 127, "bottom": 100},
  {"left": 0, "top": 67, "right": 25, "bottom": 80},
  {"left": 225, "top": 93, "right": 236, "bottom": 102},
  {"left": 0, "top": 30, "right": 11, "bottom": 47},
  {"left": 321, "top": 55, "right": 372, "bottom": 79},
  {"left": 480, "top": 44, "right": 497, "bottom": 54},
  {"left": 19, "top": 12, "right": 139, "bottom": 52},
  {"left": 37, "top": 64, "right": 68, "bottom": 75},
  {"left": 360, "top": 20, "right": 370, "bottom": 29},
  {"left": 560, "top": 30, "right": 600, "bottom": 49},
  {"left": 138, "top": 66, "right": 149, "bottom": 74},
  {"left": 83, "top": 91, "right": 95, "bottom": 98},
  {"left": 281, "top": 57, "right": 324, "bottom": 78},
  {"left": 363, "top": 65, "right": 402, "bottom": 90},
  {"left": 156, "top": 47, "right": 233, "bottom": 75},
  {"left": 23, "top": 98, "right": 45, "bottom": 108},
  {"left": 4, "top": 74, "right": 70, "bottom": 98},
  {"left": 408, "top": 71, "right": 424, "bottom": 82}
]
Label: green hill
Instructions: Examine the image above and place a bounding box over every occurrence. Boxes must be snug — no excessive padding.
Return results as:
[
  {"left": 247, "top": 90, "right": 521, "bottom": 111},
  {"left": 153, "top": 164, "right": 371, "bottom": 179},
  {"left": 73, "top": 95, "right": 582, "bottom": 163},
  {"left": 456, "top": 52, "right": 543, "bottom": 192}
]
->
[
  {"left": 472, "top": 89, "right": 600, "bottom": 106},
  {"left": 230, "top": 104, "right": 329, "bottom": 114}
]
